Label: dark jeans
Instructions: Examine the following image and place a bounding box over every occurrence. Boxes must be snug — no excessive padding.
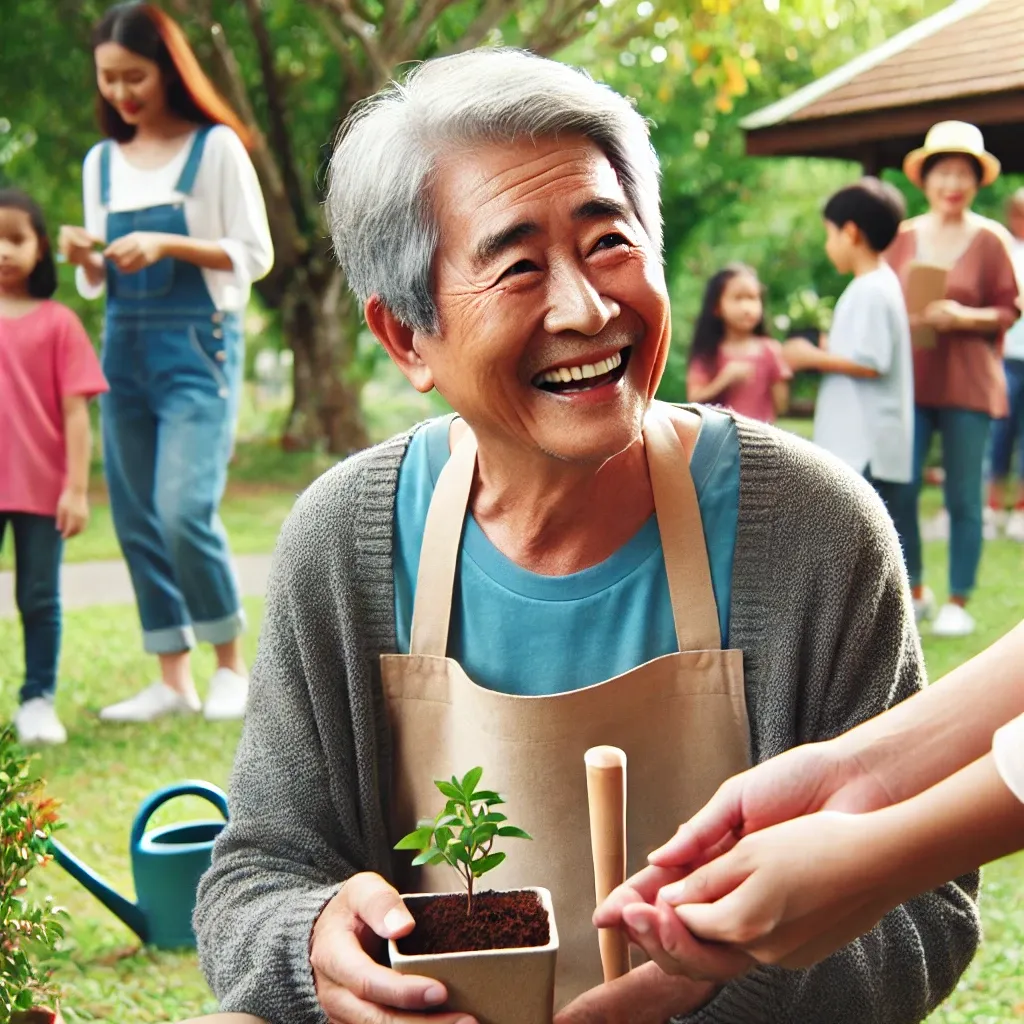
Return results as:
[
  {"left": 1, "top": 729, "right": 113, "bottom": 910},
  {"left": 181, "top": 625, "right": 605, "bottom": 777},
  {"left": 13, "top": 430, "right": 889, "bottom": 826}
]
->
[
  {"left": 895, "top": 406, "right": 992, "bottom": 599},
  {"left": 0, "top": 513, "right": 63, "bottom": 703},
  {"left": 864, "top": 472, "right": 914, "bottom": 571},
  {"left": 989, "top": 358, "right": 1024, "bottom": 481}
]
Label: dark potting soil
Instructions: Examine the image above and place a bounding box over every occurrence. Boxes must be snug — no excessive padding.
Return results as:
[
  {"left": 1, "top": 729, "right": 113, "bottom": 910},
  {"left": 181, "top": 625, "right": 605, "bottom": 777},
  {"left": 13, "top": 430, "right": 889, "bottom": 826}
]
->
[{"left": 397, "top": 889, "right": 550, "bottom": 955}]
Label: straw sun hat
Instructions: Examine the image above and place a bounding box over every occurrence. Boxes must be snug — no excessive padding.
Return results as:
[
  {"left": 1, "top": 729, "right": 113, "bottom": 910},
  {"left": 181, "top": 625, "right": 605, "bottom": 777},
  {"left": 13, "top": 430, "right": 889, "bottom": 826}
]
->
[{"left": 903, "top": 121, "right": 1001, "bottom": 188}]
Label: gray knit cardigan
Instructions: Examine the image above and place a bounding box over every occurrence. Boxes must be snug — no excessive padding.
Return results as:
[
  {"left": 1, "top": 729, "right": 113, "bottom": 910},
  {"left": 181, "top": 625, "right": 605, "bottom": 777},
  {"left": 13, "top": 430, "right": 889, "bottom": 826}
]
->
[{"left": 194, "top": 414, "right": 980, "bottom": 1024}]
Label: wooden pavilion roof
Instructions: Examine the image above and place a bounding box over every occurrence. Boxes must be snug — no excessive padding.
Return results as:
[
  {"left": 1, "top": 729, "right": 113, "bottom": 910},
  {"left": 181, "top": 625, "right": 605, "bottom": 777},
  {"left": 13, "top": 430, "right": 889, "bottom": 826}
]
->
[{"left": 742, "top": 0, "right": 1024, "bottom": 174}]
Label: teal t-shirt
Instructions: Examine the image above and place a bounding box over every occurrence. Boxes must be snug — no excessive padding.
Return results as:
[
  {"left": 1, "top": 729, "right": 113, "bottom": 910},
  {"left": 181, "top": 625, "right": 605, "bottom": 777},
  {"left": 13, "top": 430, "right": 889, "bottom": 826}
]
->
[{"left": 394, "top": 410, "right": 739, "bottom": 695}]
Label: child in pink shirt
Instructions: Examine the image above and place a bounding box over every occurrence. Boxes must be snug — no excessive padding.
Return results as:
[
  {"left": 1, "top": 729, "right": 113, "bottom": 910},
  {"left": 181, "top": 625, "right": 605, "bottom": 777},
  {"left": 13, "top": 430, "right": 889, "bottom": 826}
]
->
[
  {"left": 0, "top": 189, "right": 108, "bottom": 745},
  {"left": 686, "top": 263, "right": 791, "bottom": 423}
]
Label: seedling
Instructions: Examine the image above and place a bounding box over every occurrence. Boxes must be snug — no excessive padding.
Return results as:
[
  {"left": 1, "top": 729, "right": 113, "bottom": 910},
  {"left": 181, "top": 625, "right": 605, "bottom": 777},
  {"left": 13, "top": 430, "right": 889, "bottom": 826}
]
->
[{"left": 396, "top": 767, "right": 532, "bottom": 916}]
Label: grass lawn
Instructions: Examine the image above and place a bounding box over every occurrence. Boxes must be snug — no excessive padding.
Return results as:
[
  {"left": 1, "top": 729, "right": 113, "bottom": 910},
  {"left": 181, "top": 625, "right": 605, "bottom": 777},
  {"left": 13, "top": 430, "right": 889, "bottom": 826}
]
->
[{"left": 1, "top": 410, "right": 1022, "bottom": 1020}]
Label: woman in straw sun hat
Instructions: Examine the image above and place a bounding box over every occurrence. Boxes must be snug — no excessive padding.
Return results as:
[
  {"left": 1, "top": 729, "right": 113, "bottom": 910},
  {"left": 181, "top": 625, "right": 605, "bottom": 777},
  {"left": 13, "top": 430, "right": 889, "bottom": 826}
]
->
[{"left": 886, "top": 120, "right": 1020, "bottom": 638}]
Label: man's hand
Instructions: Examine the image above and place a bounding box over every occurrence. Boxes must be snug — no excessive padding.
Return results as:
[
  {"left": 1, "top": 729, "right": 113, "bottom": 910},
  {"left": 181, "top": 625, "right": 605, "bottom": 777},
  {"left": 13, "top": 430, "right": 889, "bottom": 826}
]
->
[
  {"left": 103, "top": 231, "right": 169, "bottom": 273},
  {"left": 310, "top": 872, "right": 476, "bottom": 1024},
  {"left": 56, "top": 488, "right": 89, "bottom": 539},
  {"left": 554, "top": 961, "right": 716, "bottom": 1024}
]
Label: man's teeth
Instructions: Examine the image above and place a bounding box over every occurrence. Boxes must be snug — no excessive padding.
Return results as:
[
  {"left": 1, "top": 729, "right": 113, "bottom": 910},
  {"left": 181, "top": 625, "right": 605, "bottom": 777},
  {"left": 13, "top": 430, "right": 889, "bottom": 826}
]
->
[{"left": 537, "top": 351, "right": 623, "bottom": 385}]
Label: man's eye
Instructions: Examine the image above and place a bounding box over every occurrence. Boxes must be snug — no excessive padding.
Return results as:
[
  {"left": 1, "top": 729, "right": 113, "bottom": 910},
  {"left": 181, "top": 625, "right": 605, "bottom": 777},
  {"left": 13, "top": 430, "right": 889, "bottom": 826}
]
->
[
  {"left": 593, "top": 233, "right": 630, "bottom": 252},
  {"left": 499, "top": 260, "right": 539, "bottom": 281}
]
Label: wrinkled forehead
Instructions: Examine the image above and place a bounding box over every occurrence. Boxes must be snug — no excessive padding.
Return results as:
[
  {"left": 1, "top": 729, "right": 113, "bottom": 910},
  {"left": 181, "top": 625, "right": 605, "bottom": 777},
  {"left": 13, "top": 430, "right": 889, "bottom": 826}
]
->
[{"left": 431, "top": 135, "right": 638, "bottom": 253}]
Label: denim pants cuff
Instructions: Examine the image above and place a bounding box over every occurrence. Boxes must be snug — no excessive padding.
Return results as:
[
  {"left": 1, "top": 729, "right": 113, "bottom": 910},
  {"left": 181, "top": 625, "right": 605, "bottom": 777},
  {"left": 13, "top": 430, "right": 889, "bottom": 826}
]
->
[
  {"left": 19, "top": 684, "right": 57, "bottom": 704},
  {"left": 193, "top": 609, "right": 247, "bottom": 647},
  {"left": 143, "top": 624, "right": 197, "bottom": 655}
]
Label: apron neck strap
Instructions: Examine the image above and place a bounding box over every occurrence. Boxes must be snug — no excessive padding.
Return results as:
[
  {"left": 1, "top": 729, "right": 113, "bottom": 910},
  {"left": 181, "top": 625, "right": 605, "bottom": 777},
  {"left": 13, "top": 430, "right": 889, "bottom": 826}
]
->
[
  {"left": 642, "top": 406, "right": 721, "bottom": 651},
  {"left": 408, "top": 407, "right": 721, "bottom": 657},
  {"left": 408, "top": 423, "right": 478, "bottom": 657}
]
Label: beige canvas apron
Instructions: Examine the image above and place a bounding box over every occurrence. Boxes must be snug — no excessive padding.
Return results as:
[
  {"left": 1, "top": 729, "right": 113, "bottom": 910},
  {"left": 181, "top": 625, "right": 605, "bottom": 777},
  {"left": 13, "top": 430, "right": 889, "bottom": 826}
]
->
[{"left": 381, "top": 406, "right": 751, "bottom": 1010}]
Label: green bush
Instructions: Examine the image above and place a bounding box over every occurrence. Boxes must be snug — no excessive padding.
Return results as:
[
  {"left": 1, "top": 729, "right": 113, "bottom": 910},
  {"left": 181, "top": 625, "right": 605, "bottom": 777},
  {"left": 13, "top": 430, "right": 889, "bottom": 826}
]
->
[{"left": 0, "top": 726, "right": 67, "bottom": 1019}]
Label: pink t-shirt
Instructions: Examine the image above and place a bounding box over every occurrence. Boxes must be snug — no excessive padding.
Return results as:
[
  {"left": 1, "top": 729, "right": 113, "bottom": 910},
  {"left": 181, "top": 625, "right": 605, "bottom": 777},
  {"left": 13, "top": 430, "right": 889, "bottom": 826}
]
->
[
  {"left": 688, "top": 338, "right": 792, "bottom": 423},
  {"left": 0, "top": 301, "right": 108, "bottom": 516}
]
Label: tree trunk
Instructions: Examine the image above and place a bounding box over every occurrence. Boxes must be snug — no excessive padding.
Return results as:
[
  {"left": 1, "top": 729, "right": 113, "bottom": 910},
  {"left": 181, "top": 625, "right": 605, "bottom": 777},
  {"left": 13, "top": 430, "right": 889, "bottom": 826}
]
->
[{"left": 280, "top": 261, "right": 370, "bottom": 455}]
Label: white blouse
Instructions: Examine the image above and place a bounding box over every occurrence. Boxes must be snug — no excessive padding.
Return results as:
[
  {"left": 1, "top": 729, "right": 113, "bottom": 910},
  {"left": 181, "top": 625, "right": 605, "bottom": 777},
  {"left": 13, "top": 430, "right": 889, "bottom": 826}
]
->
[
  {"left": 994, "top": 711, "right": 1024, "bottom": 804},
  {"left": 76, "top": 125, "right": 274, "bottom": 313}
]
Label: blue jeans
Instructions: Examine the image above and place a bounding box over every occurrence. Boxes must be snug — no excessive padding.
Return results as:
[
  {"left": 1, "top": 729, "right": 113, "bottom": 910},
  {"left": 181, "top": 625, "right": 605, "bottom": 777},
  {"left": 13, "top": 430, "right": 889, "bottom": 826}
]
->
[
  {"left": 0, "top": 514, "right": 63, "bottom": 703},
  {"left": 894, "top": 406, "right": 992, "bottom": 599},
  {"left": 101, "top": 311, "right": 245, "bottom": 654},
  {"left": 989, "top": 359, "right": 1024, "bottom": 481}
]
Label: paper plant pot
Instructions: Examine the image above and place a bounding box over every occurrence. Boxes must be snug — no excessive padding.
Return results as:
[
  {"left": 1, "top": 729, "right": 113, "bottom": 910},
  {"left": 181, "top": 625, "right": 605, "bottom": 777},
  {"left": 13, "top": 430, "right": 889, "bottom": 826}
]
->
[{"left": 389, "top": 886, "right": 558, "bottom": 1024}]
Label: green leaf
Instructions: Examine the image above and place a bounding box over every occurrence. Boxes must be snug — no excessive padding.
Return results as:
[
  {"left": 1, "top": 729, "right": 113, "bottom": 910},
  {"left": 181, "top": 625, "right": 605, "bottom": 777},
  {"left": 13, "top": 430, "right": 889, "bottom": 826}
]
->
[
  {"left": 435, "top": 813, "right": 460, "bottom": 828},
  {"left": 472, "top": 790, "right": 505, "bottom": 805},
  {"left": 471, "top": 851, "right": 506, "bottom": 877},
  {"left": 460, "top": 766, "right": 484, "bottom": 798},
  {"left": 435, "top": 780, "right": 462, "bottom": 801},
  {"left": 412, "top": 848, "right": 447, "bottom": 867},
  {"left": 394, "top": 826, "right": 435, "bottom": 850},
  {"left": 471, "top": 822, "right": 499, "bottom": 845},
  {"left": 447, "top": 839, "right": 471, "bottom": 864},
  {"left": 497, "top": 826, "right": 533, "bottom": 840},
  {"left": 480, "top": 812, "right": 507, "bottom": 823}
]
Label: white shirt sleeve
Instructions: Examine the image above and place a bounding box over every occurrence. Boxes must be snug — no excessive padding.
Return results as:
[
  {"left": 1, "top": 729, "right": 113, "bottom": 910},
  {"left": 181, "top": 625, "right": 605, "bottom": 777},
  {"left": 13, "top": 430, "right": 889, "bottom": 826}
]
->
[
  {"left": 75, "top": 144, "right": 107, "bottom": 300},
  {"left": 208, "top": 126, "right": 274, "bottom": 292},
  {"left": 843, "top": 276, "right": 896, "bottom": 376},
  {"left": 993, "top": 711, "right": 1024, "bottom": 804}
]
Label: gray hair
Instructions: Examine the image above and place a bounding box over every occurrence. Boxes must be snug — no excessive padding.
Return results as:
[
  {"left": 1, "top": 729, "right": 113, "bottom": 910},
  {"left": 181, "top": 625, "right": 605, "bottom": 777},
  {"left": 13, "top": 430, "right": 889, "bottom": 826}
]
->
[{"left": 326, "top": 48, "right": 662, "bottom": 333}]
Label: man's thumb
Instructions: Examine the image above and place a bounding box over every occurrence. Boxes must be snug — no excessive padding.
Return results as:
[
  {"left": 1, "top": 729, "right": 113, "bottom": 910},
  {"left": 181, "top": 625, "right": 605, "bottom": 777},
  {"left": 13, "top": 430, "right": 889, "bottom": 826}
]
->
[{"left": 347, "top": 872, "right": 415, "bottom": 938}]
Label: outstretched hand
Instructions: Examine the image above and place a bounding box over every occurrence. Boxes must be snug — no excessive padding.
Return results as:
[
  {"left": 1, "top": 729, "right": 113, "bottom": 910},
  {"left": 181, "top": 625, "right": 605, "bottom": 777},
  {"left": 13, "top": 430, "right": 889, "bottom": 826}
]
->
[{"left": 593, "top": 740, "right": 894, "bottom": 980}]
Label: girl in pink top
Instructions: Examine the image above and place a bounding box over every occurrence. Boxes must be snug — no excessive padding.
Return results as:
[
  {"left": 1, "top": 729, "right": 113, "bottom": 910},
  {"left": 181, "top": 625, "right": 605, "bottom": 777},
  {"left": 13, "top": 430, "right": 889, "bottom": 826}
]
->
[
  {"left": 0, "top": 189, "right": 108, "bottom": 745},
  {"left": 687, "top": 263, "right": 791, "bottom": 423}
]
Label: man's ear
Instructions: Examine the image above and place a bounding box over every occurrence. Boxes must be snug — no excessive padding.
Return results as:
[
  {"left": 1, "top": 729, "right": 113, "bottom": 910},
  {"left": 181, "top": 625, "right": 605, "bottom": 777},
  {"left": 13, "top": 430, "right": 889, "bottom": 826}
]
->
[{"left": 365, "top": 296, "right": 435, "bottom": 394}]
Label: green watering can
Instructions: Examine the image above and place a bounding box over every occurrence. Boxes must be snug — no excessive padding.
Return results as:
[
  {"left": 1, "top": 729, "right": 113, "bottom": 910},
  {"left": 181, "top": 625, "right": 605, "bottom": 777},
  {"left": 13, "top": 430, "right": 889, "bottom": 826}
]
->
[{"left": 50, "top": 780, "right": 228, "bottom": 949}]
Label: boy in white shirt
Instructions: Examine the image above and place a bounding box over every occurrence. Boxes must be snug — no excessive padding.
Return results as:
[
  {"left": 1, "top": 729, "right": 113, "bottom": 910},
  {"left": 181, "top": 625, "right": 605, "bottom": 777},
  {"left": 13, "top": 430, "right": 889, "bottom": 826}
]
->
[
  {"left": 784, "top": 178, "right": 913, "bottom": 529},
  {"left": 987, "top": 188, "right": 1024, "bottom": 541}
]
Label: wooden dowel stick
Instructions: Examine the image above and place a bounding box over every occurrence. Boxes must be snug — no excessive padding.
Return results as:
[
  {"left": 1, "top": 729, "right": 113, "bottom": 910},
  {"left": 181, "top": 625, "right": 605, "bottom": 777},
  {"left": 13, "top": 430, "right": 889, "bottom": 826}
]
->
[{"left": 585, "top": 745, "right": 631, "bottom": 983}]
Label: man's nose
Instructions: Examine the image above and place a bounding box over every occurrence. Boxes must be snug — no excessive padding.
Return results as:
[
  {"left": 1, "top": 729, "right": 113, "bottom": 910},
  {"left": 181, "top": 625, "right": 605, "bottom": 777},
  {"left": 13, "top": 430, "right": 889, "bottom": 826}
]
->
[{"left": 543, "top": 262, "right": 620, "bottom": 336}]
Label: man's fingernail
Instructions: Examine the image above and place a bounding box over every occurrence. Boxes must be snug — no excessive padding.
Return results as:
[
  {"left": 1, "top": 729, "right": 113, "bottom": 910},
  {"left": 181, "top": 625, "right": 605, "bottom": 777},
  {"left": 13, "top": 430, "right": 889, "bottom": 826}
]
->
[
  {"left": 383, "top": 908, "right": 412, "bottom": 934},
  {"left": 424, "top": 984, "right": 446, "bottom": 1005},
  {"left": 627, "top": 914, "right": 651, "bottom": 935}
]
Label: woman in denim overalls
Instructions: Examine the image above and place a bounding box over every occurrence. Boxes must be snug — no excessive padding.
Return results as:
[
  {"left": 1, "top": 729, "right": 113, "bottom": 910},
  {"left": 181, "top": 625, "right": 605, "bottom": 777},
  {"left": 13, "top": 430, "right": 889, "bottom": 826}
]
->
[{"left": 60, "top": 3, "right": 273, "bottom": 722}]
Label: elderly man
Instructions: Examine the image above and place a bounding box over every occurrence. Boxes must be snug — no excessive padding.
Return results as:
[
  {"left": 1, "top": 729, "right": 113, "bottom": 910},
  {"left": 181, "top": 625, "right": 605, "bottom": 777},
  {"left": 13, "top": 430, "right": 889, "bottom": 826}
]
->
[{"left": 195, "top": 49, "right": 979, "bottom": 1024}]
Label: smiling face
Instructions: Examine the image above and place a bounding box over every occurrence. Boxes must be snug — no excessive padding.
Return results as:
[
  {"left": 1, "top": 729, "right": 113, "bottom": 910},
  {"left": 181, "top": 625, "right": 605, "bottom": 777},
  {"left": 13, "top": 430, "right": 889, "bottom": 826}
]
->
[
  {"left": 922, "top": 155, "right": 980, "bottom": 218},
  {"left": 95, "top": 42, "right": 167, "bottom": 129},
  {"left": 0, "top": 208, "right": 42, "bottom": 294},
  {"left": 401, "top": 135, "right": 669, "bottom": 465}
]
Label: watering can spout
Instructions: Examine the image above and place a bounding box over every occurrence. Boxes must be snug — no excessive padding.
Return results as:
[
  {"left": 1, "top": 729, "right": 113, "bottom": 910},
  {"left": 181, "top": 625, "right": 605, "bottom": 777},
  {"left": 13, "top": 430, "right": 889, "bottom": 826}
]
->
[{"left": 49, "top": 838, "right": 150, "bottom": 941}]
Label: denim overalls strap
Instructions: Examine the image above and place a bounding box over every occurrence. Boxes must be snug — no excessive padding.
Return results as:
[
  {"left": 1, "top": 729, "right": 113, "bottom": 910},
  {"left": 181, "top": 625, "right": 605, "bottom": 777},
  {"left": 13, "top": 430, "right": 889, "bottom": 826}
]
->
[
  {"left": 103, "top": 126, "right": 220, "bottom": 313},
  {"left": 99, "top": 125, "right": 212, "bottom": 208}
]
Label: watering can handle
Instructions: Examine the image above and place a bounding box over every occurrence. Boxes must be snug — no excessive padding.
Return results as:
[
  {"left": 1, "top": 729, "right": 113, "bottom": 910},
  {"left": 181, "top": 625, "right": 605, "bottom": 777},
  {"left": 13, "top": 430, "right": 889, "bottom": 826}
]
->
[{"left": 130, "top": 780, "right": 230, "bottom": 852}]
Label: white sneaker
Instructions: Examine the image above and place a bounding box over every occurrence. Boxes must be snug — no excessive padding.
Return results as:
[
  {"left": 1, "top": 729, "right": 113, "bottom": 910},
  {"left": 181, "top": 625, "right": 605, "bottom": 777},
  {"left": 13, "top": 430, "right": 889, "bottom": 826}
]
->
[
  {"left": 920, "top": 508, "right": 950, "bottom": 542},
  {"left": 1006, "top": 510, "right": 1024, "bottom": 543},
  {"left": 931, "top": 602, "right": 976, "bottom": 638},
  {"left": 99, "top": 681, "right": 201, "bottom": 722},
  {"left": 204, "top": 668, "right": 249, "bottom": 721},
  {"left": 913, "top": 586, "right": 937, "bottom": 624},
  {"left": 15, "top": 698, "right": 68, "bottom": 745},
  {"left": 983, "top": 507, "right": 1006, "bottom": 541}
]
